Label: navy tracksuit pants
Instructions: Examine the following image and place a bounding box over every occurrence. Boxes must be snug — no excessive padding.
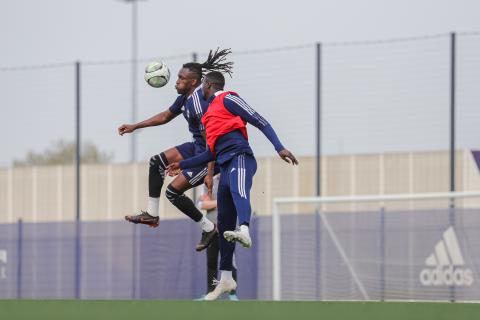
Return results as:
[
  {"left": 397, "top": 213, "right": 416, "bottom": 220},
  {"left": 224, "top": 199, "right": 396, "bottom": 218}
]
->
[{"left": 217, "top": 153, "right": 257, "bottom": 271}]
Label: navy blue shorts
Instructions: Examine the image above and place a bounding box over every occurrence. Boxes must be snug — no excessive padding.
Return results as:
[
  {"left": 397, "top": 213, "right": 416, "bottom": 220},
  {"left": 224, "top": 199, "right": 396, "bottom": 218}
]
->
[{"left": 175, "top": 141, "right": 219, "bottom": 186}]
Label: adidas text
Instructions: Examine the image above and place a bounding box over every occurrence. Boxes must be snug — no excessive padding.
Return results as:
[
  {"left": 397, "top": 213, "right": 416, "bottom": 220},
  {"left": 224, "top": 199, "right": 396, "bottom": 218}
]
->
[
  {"left": 420, "top": 266, "right": 473, "bottom": 286},
  {"left": 419, "top": 226, "right": 474, "bottom": 287}
]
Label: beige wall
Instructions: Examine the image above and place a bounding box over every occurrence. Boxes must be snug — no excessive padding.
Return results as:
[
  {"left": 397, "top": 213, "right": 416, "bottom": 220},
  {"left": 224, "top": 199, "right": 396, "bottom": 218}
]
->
[{"left": 1, "top": 150, "right": 479, "bottom": 223}]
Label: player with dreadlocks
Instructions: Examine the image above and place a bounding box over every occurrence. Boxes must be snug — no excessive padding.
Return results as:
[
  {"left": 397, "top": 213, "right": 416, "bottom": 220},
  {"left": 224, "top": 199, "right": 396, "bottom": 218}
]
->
[{"left": 118, "top": 48, "right": 233, "bottom": 251}]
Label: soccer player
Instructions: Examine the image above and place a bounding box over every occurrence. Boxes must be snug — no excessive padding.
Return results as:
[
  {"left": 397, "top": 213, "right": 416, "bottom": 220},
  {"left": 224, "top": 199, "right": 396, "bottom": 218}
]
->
[
  {"left": 195, "top": 174, "right": 239, "bottom": 301},
  {"left": 167, "top": 71, "right": 298, "bottom": 300},
  {"left": 118, "top": 49, "right": 233, "bottom": 251}
]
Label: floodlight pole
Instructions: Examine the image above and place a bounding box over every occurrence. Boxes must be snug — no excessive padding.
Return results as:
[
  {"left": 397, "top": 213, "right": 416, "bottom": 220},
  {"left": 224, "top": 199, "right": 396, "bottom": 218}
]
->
[
  {"left": 121, "top": 0, "right": 145, "bottom": 163},
  {"left": 131, "top": 0, "right": 138, "bottom": 163}
]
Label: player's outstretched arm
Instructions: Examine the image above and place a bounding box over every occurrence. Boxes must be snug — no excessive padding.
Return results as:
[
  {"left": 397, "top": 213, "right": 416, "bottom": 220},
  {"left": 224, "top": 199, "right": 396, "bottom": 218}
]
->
[
  {"left": 166, "top": 149, "right": 215, "bottom": 176},
  {"left": 118, "top": 109, "right": 177, "bottom": 135},
  {"left": 223, "top": 94, "right": 286, "bottom": 152},
  {"left": 278, "top": 149, "right": 299, "bottom": 165}
]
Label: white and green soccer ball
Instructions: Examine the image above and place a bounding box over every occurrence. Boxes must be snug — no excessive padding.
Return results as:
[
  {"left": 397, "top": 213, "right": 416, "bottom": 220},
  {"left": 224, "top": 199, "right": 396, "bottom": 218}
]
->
[{"left": 144, "top": 61, "right": 170, "bottom": 88}]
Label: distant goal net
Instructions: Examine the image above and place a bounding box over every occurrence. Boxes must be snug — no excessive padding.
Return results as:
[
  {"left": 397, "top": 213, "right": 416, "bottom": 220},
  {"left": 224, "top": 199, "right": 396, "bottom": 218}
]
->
[{"left": 271, "top": 191, "right": 480, "bottom": 301}]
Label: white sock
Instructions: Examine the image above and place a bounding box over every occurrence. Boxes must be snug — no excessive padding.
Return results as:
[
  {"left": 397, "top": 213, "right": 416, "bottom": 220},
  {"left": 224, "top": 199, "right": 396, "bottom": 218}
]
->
[
  {"left": 199, "top": 216, "right": 214, "bottom": 232},
  {"left": 147, "top": 197, "right": 159, "bottom": 217},
  {"left": 240, "top": 224, "right": 250, "bottom": 235},
  {"left": 220, "top": 270, "right": 233, "bottom": 281}
]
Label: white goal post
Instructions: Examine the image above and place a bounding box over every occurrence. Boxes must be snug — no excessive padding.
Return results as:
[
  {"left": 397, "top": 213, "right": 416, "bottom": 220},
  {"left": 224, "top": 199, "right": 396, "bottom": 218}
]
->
[{"left": 272, "top": 191, "right": 480, "bottom": 301}]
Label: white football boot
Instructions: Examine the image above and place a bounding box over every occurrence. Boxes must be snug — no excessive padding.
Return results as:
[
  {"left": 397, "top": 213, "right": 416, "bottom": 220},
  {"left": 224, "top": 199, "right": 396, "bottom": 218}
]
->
[
  {"left": 204, "top": 278, "right": 237, "bottom": 301},
  {"left": 223, "top": 227, "right": 252, "bottom": 248}
]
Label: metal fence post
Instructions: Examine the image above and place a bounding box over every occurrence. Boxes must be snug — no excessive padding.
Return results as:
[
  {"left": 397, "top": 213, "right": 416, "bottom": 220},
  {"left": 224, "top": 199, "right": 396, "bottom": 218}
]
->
[
  {"left": 380, "top": 207, "right": 386, "bottom": 301},
  {"left": 315, "top": 207, "right": 322, "bottom": 300},
  {"left": 449, "top": 32, "right": 456, "bottom": 195},
  {"left": 315, "top": 42, "right": 322, "bottom": 197},
  {"left": 251, "top": 214, "right": 259, "bottom": 299},
  {"left": 272, "top": 200, "right": 281, "bottom": 301},
  {"left": 132, "top": 225, "right": 137, "bottom": 299},
  {"left": 315, "top": 41, "right": 323, "bottom": 300},
  {"left": 75, "top": 61, "right": 82, "bottom": 299},
  {"left": 75, "top": 61, "right": 81, "bottom": 222},
  {"left": 16, "top": 219, "right": 22, "bottom": 299},
  {"left": 449, "top": 32, "right": 456, "bottom": 303}
]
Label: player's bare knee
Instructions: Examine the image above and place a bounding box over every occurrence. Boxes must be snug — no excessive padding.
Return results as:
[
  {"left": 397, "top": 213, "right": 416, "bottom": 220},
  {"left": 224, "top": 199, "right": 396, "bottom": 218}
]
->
[
  {"left": 164, "top": 147, "right": 184, "bottom": 164},
  {"left": 170, "top": 174, "right": 193, "bottom": 192}
]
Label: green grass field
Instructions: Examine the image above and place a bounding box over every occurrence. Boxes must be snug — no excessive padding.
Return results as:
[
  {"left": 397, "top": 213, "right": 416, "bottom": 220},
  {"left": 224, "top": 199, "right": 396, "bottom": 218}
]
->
[{"left": 0, "top": 300, "right": 479, "bottom": 320}]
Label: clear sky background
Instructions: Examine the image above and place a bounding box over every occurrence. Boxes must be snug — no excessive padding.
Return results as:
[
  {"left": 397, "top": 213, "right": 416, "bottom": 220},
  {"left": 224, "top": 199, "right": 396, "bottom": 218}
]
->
[{"left": 1, "top": 0, "right": 480, "bottom": 166}]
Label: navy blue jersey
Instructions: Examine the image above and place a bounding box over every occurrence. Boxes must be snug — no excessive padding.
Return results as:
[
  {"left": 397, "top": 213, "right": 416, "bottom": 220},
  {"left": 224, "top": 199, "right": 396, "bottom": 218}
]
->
[
  {"left": 180, "top": 92, "right": 285, "bottom": 168},
  {"left": 169, "top": 86, "right": 209, "bottom": 145}
]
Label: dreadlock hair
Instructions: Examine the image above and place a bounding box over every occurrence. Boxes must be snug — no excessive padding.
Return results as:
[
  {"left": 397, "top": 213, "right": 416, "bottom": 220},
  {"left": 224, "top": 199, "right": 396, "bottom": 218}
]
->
[{"left": 182, "top": 48, "right": 233, "bottom": 81}]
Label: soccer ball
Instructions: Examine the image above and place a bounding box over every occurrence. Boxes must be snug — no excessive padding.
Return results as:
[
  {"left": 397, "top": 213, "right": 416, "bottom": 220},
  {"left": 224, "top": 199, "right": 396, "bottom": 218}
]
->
[{"left": 144, "top": 61, "right": 170, "bottom": 88}]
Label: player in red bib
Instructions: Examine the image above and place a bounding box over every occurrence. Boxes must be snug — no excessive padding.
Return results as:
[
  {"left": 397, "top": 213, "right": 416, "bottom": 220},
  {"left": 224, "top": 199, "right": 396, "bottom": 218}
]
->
[{"left": 167, "top": 71, "right": 298, "bottom": 300}]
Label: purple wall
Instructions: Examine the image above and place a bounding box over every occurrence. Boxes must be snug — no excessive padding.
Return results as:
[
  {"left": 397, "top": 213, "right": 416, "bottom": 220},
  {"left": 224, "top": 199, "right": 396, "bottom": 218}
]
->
[
  {"left": 0, "top": 218, "right": 258, "bottom": 300},
  {"left": 2, "top": 209, "right": 479, "bottom": 301}
]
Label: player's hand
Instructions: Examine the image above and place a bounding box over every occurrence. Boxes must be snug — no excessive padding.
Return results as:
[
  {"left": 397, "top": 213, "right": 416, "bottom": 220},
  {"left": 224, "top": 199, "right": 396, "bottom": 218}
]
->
[
  {"left": 278, "top": 149, "right": 299, "bottom": 165},
  {"left": 204, "top": 174, "right": 213, "bottom": 198},
  {"left": 166, "top": 162, "right": 181, "bottom": 177},
  {"left": 199, "top": 194, "right": 210, "bottom": 201},
  {"left": 118, "top": 124, "right": 136, "bottom": 136}
]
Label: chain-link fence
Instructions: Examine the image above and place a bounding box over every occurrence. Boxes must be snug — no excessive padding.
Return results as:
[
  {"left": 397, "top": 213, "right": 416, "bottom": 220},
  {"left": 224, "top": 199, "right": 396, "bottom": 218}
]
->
[{"left": 1, "top": 33, "right": 478, "bottom": 167}]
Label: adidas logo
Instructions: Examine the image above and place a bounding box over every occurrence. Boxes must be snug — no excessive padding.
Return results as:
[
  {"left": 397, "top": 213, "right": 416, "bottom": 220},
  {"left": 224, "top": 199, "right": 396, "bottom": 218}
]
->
[
  {"left": 186, "top": 171, "right": 193, "bottom": 177},
  {"left": 231, "top": 168, "right": 236, "bottom": 173},
  {"left": 419, "top": 226, "right": 473, "bottom": 287}
]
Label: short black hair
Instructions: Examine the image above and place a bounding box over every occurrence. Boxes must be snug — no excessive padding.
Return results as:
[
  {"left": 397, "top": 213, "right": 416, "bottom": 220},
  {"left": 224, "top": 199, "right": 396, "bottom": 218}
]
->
[
  {"left": 182, "top": 48, "right": 233, "bottom": 81},
  {"left": 182, "top": 62, "right": 203, "bottom": 81},
  {"left": 205, "top": 71, "right": 225, "bottom": 90}
]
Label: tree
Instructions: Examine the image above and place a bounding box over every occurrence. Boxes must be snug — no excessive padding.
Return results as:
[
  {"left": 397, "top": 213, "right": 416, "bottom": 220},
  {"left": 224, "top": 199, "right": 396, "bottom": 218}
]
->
[{"left": 13, "top": 140, "right": 113, "bottom": 166}]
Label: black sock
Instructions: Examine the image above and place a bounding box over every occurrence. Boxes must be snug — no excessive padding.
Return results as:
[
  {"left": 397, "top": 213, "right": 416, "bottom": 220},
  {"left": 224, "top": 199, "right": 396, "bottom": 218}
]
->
[
  {"left": 207, "top": 236, "right": 219, "bottom": 292},
  {"left": 165, "top": 185, "right": 203, "bottom": 222},
  {"left": 148, "top": 153, "right": 168, "bottom": 198},
  {"left": 231, "top": 268, "right": 238, "bottom": 295}
]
